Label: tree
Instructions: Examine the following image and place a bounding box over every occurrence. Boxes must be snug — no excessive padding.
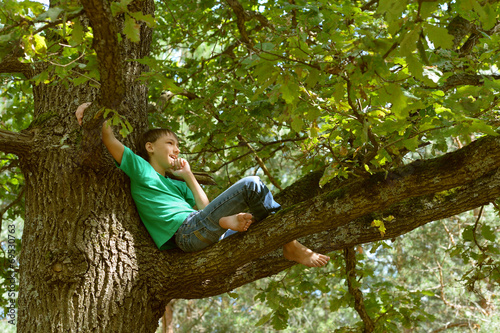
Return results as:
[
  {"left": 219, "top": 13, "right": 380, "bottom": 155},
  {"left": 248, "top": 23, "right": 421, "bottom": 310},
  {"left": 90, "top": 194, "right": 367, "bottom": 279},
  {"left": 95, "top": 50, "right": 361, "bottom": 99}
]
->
[{"left": 1, "top": 0, "right": 499, "bottom": 332}]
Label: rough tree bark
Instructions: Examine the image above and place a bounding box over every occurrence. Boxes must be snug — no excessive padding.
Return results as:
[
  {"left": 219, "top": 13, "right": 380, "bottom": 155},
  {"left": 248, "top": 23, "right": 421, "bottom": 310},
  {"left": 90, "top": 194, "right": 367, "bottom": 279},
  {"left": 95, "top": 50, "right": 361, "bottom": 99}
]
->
[{"left": 0, "top": 1, "right": 499, "bottom": 332}]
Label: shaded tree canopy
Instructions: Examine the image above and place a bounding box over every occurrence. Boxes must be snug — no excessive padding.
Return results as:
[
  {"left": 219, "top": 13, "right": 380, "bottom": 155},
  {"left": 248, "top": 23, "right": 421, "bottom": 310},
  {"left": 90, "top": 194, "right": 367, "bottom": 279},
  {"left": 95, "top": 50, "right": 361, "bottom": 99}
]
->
[{"left": 1, "top": 0, "right": 500, "bottom": 331}]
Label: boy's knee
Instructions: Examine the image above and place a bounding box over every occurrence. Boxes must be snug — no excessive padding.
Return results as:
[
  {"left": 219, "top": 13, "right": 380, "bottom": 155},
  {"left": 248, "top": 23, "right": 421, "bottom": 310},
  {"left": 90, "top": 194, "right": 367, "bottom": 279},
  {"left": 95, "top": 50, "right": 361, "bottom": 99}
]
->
[
  {"left": 245, "top": 175, "right": 261, "bottom": 183},
  {"left": 242, "top": 176, "right": 262, "bottom": 188}
]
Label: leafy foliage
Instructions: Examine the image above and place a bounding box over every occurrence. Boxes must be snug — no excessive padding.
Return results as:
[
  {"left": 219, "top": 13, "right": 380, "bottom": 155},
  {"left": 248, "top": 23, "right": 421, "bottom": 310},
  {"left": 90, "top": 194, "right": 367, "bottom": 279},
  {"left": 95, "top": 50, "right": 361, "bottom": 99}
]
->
[{"left": 1, "top": 0, "right": 500, "bottom": 331}]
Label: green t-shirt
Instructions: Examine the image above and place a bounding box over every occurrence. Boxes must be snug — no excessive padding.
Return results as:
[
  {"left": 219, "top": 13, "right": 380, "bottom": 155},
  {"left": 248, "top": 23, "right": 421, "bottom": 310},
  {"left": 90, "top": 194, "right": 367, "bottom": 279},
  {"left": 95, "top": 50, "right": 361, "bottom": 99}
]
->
[{"left": 118, "top": 146, "right": 196, "bottom": 250}]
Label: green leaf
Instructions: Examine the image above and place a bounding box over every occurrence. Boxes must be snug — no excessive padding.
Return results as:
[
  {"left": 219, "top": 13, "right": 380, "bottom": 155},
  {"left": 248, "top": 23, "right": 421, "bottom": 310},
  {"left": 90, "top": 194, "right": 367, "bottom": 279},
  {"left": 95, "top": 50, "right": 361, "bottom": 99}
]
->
[
  {"left": 123, "top": 14, "right": 140, "bottom": 43},
  {"left": 279, "top": 81, "right": 300, "bottom": 105},
  {"left": 425, "top": 24, "right": 453, "bottom": 49},
  {"left": 416, "top": 35, "right": 430, "bottom": 65},
  {"left": 458, "top": 0, "right": 475, "bottom": 11},
  {"left": 160, "top": 78, "right": 184, "bottom": 94},
  {"left": 484, "top": 78, "right": 500, "bottom": 91},
  {"left": 402, "top": 136, "right": 419, "bottom": 151},
  {"left": 406, "top": 54, "right": 423, "bottom": 79},
  {"left": 371, "top": 219, "right": 386, "bottom": 237},
  {"left": 36, "top": 7, "right": 64, "bottom": 21},
  {"left": 377, "top": 0, "right": 408, "bottom": 23},
  {"left": 481, "top": 225, "right": 496, "bottom": 242},
  {"left": 129, "top": 11, "right": 156, "bottom": 27},
  {"left": 319, "top": 163, "right": 340, "bottom": 187},
  {"left": 419, "top": 2, "right": 439, "bottom": 19},
  {"left": 421, "top": 290, "right": 435, "bottom": 297},
  {"left": 227, "top": 292, "right": 239, "bottom": 299},
  {"left": 33, "top": 35, "right": 47, "bottom": 54},
  {"left": 291, "top": 116, "right": 304, "bottom": 132},
  {"left": 72, "top": 75, "right": 89, "bottom": 86},
  {"left": 255, "top": 42, "right": 274, "bottom": 52},
  {"left": 386, "top": 84, "right": 408, "bottom": 118},
  {"left": 305, "top": 68, "right": 320, "bottom": 88},
  {"left": 474, "top": 2, "right": 496, "bottom": 30},
  {"left": 71, "top": 18, "right": 84, "bottom": 45},
  {"left": 470, "top": 119, "right": 499, "bottom": 136},
  {"left": 119, "top": 119, "right": 133, "bottom": 138},
  {"left": 332, "top": 82, "right": 345, "bottom": 103},
  {"left": 255, "top": 312, "right": 272, "bottom": 327},
  {"left": 111, "top": 0, "right": 133, "bottom": 16},
  {"left": 0, "top": 33, "right": 14, "bottom": 43},
  {"left": 271, "top": 311, "right": 289, "bottom": 330},
  {"left": 462, "top": 226, "right": 474, "bottom": 242},
  {"left": 400, "top": 25, "right": 421, "bottom": 57},
  {"left": 254, "top": 61, "right": 275, "bottom": 83}
]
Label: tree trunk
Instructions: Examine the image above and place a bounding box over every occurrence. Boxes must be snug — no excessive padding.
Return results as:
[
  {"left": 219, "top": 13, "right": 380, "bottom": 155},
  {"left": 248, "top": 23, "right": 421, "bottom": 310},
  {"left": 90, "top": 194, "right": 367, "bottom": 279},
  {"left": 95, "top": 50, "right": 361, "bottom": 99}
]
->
[
  {"left": 18, "top": 153, "right": 164, "bottom": 332},
  {"left": 15, "top": 70, "right": 165, "bottom": 333}
]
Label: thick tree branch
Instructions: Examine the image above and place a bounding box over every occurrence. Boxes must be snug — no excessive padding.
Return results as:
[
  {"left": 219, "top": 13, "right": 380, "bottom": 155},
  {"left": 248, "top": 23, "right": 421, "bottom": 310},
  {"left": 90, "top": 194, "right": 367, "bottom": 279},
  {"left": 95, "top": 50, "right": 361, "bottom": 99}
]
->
[
  {"left": 447, "top": 15, "right": 475, "bottom": 49},
  {"left": 79, "top": 0, "right": 125, "bottom": 109},
  {"left": 171, "top": 162, "right": 500, "bottom": 299},
  {"left": 225, "top": 0, "right": 273, "bottom": 44},
  {"left": 442, "top": 73, "right": 500, "bottom": 91},
  {"left": 0, "top": 129, "right": 34, "bottom": 156},
  {"left": 225, "top": 0, "right": 251, "bottom": 44},
  {"left": 0, "top": 54, "right": 33, "bottom": 77},
  {"left": 146, "top": 134, "right": 500, "bottom": 297}
]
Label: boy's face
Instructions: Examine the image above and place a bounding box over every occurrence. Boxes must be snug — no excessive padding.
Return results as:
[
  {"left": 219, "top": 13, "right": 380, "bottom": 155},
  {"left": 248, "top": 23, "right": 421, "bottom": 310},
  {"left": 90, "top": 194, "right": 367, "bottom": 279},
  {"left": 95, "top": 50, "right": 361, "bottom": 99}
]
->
[{"left": 146, "top": 133, "right": 180, "bottom": 170}]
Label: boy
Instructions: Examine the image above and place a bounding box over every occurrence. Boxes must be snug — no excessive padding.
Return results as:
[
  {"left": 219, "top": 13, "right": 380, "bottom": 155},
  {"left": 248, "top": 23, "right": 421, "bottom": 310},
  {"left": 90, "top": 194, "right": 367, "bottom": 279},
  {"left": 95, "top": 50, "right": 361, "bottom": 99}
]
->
[{"left": 76, "top": 103, "right": 330, "bottom": 267}]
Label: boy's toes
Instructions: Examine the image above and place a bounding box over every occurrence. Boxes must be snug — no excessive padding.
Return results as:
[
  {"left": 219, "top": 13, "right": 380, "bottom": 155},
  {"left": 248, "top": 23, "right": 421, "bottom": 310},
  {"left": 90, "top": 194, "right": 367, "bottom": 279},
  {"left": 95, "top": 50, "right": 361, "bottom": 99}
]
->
[{"left": 242, "top": 214, "right": 253, "bottom": 231}]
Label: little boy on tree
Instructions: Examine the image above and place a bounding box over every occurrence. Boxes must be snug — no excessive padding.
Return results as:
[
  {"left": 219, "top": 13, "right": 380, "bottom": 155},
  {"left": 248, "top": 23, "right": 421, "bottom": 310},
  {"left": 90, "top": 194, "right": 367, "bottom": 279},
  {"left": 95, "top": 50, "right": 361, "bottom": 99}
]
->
[{"left": 76, "top": 103, "right": 329, "bottom": 267}]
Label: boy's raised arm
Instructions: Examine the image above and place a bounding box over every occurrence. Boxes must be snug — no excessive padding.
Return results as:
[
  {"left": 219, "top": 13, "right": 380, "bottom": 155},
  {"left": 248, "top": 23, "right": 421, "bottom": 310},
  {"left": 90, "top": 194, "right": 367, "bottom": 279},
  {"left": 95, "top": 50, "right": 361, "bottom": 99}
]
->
[
  {"left": 101, "top": 121, "right": 125, "bottom": 164},
  {"left": 76, "top": 103, "right": 125, "bottom": 164},
  {"left": 171, "top": 158, "right": 210, "bottom": 209}
]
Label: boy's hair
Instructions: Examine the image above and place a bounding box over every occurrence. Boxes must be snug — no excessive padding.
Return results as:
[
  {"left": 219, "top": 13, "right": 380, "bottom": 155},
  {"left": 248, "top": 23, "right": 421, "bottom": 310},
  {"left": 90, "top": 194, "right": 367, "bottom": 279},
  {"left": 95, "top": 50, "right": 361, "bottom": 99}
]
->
[{"left": 137, "top": 128, "right": 179, "bottom": 161}]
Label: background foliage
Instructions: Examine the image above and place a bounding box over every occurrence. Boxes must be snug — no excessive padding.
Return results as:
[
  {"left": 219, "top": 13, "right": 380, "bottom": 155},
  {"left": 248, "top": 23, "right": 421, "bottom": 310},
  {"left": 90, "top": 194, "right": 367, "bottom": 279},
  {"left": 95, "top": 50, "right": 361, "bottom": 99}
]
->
[{"left": 1, "top": 0, "right": 500, "bottom": 331}]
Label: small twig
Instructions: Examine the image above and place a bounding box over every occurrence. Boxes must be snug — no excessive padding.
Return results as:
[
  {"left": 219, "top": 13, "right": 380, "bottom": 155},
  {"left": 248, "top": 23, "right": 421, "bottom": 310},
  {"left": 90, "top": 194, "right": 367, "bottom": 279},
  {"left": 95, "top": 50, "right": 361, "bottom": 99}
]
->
[
  {"left": 430, "top": 321, "right": 475, "bottom": 333},
  {"left": 237, "top": 134, "right": 283, "bottom": 191},
  {"left": 382, "top": 41, "right": 399, "bottom": 59},
  {"left": 182, "top": 298, "right": 216, "bottom": 332},
  {"left": 33, "top": 9, "right": 86, "bottom": 35},
  {"left": 441, "top": 221, "right": 456, "bottom": 246},
  {"left": 344, "top": 246, "right": 375, "bottom": 333},
  {"left": 472, "top": 206, "right": 487, "bottom": 253},
  {"left": 379, "top": 126, "right": 447, "bottom": 153},
  {"left": 48, "top": 51, "right": 86, "bottom": 68},
  {"left": 344, "top": 78, "right": 380, "bottom": 165},
  {"left": 0, "top": 186, "right": 25, "bottom": 235},
  {"left": 251, "top": 46, "right": 321, "bottom": 70},
  {"left": 69, "top": 70, "right": 101, "bottom": 86}
]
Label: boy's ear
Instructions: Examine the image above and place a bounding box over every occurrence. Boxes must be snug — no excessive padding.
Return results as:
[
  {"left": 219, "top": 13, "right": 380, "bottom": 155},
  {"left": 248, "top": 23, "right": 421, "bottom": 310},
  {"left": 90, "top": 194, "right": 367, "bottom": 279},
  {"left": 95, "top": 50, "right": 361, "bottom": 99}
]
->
[{"left": 145, "top": 142, "right": 154, "bottom": 154}]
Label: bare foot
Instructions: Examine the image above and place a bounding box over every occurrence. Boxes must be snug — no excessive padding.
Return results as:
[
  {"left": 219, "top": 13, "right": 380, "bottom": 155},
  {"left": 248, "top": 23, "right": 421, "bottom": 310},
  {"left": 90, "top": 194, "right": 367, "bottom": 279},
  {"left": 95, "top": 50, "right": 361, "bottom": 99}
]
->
[
  {"left": 283, "top": 240, "right": 330, "bottom": 267},
  {"left": 219, "top": 213, "right": 253, "bottom": 232}
]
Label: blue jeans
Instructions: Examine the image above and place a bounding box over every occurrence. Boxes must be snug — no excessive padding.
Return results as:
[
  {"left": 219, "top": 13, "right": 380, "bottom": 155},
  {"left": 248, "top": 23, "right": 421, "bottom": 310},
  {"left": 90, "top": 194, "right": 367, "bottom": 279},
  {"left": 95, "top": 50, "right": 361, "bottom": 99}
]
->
[{"left": 174, "top": 176, "right": 281, "bottom": 252}]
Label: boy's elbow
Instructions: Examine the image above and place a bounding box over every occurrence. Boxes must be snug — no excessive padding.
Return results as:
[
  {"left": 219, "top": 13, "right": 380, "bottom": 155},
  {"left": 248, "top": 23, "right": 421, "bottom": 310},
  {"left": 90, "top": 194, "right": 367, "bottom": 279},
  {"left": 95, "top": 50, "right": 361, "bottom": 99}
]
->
[
  {"left": 109, "top": 144, "right": 125, "bottom": 164},
  {"left": 102, "top": 134, "right": 124, "bottom": 164}
]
